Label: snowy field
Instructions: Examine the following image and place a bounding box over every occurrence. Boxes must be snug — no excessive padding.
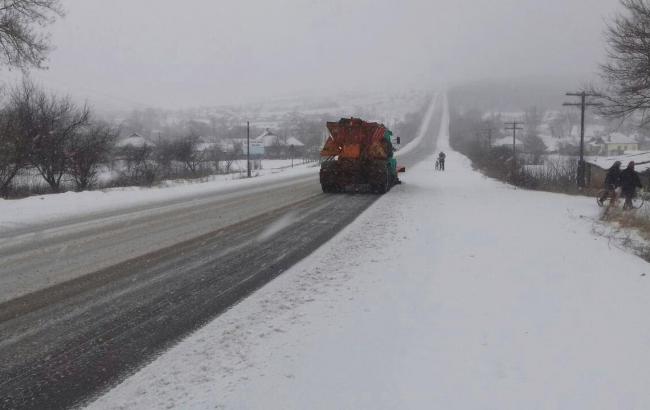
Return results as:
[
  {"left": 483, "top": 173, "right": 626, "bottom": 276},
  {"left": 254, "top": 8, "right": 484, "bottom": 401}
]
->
[
  {"left": 87, "top": 100, "right": 650, "bottom": 409},
  {"left": 0, "top": 160, "right": 318, "bottom": 231}
]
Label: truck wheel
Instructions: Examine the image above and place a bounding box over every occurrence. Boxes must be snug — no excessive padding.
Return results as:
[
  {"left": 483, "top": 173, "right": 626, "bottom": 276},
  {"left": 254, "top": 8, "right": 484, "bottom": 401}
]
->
[
  {"left": 322, "top": 183, "right": 339, "bottom": 193},
  {"left": 374, "top": 170, "right": 389, "bottom": 194}
]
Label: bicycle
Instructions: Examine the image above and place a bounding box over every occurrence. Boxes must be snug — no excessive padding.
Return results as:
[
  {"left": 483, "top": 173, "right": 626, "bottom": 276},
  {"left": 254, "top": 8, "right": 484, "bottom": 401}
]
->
[{"left": 596, "top": 188, "right": 646, "bottom": 210}]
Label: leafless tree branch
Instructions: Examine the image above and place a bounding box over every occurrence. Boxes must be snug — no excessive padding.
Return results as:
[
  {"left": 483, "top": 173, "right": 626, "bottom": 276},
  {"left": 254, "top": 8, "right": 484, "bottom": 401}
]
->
[{"left": 0, "top": 0, "right": 62, "bottom": 70}]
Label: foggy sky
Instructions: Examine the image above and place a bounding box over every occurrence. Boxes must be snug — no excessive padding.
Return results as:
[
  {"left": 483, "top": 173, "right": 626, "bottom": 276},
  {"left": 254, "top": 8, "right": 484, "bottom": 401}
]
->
[{"left": 11, "top": 0, "right": 620, "bottom": 109}]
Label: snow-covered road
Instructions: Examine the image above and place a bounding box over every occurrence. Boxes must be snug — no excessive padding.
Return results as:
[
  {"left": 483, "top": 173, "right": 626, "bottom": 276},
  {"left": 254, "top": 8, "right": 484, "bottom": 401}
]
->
[{"left": 88, "top": 95, "right": 650, "bottom": 410}]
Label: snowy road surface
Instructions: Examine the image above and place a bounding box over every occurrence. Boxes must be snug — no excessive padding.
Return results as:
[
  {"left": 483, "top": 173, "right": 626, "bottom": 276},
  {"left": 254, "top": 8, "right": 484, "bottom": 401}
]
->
[
  {"left": 0, "top": 95, "right": 440, "bottom": 409},
  {"left": 0, "top": 173, "right": 319, "bottom": 303},
  {"left": 89, "top": 95, "right": 650, "bottom": 410}
]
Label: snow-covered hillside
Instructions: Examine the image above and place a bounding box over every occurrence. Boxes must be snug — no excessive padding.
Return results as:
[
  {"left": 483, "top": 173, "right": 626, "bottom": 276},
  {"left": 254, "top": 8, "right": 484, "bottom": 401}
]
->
[{"left": 88, "top": 97, "right": 650, "bottom": 410}]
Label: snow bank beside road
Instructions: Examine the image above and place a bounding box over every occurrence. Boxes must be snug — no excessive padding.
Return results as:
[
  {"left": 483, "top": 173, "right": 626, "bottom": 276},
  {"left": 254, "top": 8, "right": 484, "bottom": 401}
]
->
[
  {"left": 88, "top": 96, "right": 650, "bottom": 410},
  {"left": 0, "top": 162, "right": 317, "bottom": 232}
]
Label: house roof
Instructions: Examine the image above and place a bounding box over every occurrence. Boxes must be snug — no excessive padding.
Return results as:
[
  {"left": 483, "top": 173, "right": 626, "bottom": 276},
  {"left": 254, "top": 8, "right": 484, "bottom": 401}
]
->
[
  {"left": 116, "top": 133, "right": 156, "bottom": 148},
  {"left": 604, "top": 132, "right": 637, "bottom": 145},
  {"left": 255, "top": 129, "right": 304, "bottom": 147},
  {"left": 286, "top": 137, "right": 305, "bottom": 147},
  {"left": 255, "top": 129, "right": 280, "bottom": 147},
  {"left": 493, "top": 137, "right": 523, "bottom": 147},
  {"left": 195, "top": 142, "right": 216, "bottom": 152},
  {"left": 586, "top": 151, "right": 650, "bottom": 172}
]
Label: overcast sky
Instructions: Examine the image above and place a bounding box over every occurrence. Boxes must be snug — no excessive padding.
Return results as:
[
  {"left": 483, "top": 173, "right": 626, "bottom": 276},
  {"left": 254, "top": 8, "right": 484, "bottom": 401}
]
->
[{"left": 9, "top": 0, "right": 620, "bottom": 109}]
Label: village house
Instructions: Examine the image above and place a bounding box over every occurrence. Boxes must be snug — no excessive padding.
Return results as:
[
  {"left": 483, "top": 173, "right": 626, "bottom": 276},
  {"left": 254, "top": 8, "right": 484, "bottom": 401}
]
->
[
  {"left": 255, "top": 129, "right": 305, "bottom": 159},
  {"left": 115, "top": 132, "right": 156, "bottom": 149},
  {"left": 597, "top": 132, "right": 639, "bottom": 156},
  {"left": 111, "top": 133, "right": 157, "bottom": 171},
  {"left": 492, "top": 136, "right": 524, "bottom": 151}
]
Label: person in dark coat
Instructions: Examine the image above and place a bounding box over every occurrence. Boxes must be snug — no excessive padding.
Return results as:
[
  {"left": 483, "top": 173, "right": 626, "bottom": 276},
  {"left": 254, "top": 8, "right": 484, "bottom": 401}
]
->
[
  {"left": 438, "top": 151, "right": 446, "bottom": 171},
  {"left": 598, "top": 161, "right": 622, "bottom": 205},
  {"left": 620, "top": 161, "right": 643, "bottom": 210}
]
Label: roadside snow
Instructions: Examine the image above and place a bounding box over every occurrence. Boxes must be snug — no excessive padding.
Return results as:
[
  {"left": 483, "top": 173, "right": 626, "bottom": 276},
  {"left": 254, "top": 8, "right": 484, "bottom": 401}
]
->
[
  {"left": 87, "top": 95, "right": 650, "bottom": 410},
  {"left": 0, "top": 161, "right": 317, "bottom": 232}
]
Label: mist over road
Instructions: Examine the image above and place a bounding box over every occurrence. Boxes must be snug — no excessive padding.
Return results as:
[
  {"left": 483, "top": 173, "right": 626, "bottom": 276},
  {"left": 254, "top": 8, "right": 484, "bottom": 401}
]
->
[{"left": 0, "top": 93, "right": 440, "bottom": 409}]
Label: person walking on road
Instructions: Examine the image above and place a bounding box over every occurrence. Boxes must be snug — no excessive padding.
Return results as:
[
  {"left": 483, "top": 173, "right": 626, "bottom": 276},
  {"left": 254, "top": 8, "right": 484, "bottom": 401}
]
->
[
  {"left": 598, "top": 160, "right": 622, "bottom": 206},
  {"left": 620, "top": 161, "right": 643, "bottom": 210},
  {"left": 437, "top": 151, "right": 446, "bottom": 171}
]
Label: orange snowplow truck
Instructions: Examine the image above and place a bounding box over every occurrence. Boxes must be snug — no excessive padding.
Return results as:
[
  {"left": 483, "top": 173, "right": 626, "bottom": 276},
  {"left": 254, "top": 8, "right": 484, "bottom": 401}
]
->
[{"left": 319, "top": 117, "right": 404, "bottom": 193}]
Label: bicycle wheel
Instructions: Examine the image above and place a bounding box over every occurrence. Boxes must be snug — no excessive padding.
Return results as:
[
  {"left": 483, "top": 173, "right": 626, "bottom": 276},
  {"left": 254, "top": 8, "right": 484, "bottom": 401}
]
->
[
  {"left": 596, "top": 190, "right": 609, "bottom": 207},
  {"left": 631, "top": 195, "right": 645, "bottom": 209}
]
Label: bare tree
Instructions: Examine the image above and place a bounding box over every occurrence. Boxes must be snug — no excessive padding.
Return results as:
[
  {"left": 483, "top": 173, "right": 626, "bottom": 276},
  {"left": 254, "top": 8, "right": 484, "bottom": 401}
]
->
[
  {"left": 120, "top": 143, "right": 158, "bottom": 185},
  {"left": 0, "top": 80, "right": 41, "bottom": 195},
  {"left": 174, "top": 134, "right": 202, "bottom": 176},
  {"left": 207, "top": 144, "right": 224, "bottom": 173},
  {"left": 68, "top": 122, "right": 117, "bottom": 191},
  {"left": 0, "top": 113, "right": 17, "bottom": 194},
  {"left": 0, "top": 104, "right": 29, "bottom": 195},
  {"left": 1, "top": 80, "right": 89, "bottom": 194},
  {"left": 29, "top": 87, "right": 90, "bottom": 192},
  {"left": 223, "top": 142, "right": 242, "bottom": 174},
  {"left": 0, "top": 0, "right": 64, "bottom": 70},
  {"left": 599, "top": 0, "right": 650, "bottom": 124},
  {"left": 154, "top": 139, "right": 176, "bottom": 178}
]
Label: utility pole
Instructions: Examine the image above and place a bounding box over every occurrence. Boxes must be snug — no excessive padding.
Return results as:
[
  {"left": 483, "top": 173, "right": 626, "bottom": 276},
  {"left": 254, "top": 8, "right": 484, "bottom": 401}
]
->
[
  {"left": 563, "top": 91, "right": 603, "bottom": 188},
  {"left": 504, "top": 121, "right": 524, "bottom": 176},
  {"left": 246, "top": 121, "right": 251, "bottom": 178}
]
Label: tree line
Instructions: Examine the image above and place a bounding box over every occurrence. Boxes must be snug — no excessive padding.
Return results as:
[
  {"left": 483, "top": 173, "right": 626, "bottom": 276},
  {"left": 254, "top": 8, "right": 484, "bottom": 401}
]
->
[
  {"left": 0, "top": 80, "right": 117, "bottom": 196},
  {"left": 0, "top": 79, "right": 266, "bottom": 198},
  {"left": 115, "top": 135, "right": 246, "bottom": 189}
]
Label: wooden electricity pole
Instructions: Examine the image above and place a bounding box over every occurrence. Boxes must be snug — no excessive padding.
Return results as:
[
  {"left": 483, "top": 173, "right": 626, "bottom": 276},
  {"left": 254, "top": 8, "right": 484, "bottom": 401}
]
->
[
  {"left": 504, "top": 121, "right": 524, "bottom": 176},
  {"left": 247, "top": 121, "right": 251, "bottom": 178},
  {"left": 563, "top": 92, "right": 602, "bottom": 188}
]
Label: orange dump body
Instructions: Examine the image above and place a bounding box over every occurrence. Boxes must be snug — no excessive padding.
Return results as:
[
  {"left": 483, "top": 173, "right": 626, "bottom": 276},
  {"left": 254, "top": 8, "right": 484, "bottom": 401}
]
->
[
  {"left": 321, "top": 118, "right": 389, "bottom": 160},
  {"left": 319, "top": 117, "right": 400, "bottom": 194}
]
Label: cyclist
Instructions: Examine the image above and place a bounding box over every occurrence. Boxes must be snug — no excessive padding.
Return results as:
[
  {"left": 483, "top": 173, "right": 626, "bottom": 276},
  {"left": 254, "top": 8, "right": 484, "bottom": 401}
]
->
[
  {"left": 597, "top": 160, "right": 621, "bottom": 206},
  {"left": 438, "top": 151, "right": 446, "bottom": 171},
  {"left": 620, "top": 161, "right": 643, "bottom": 210}
]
